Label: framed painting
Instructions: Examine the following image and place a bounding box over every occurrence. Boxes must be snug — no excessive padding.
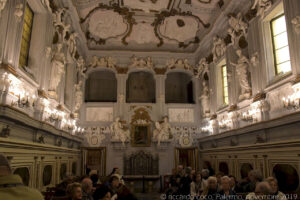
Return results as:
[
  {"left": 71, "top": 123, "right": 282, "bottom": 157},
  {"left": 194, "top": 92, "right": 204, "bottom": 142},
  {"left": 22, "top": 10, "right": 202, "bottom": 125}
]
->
[{"left": 131, "top": 124, "right": 151, "bottom": 147}]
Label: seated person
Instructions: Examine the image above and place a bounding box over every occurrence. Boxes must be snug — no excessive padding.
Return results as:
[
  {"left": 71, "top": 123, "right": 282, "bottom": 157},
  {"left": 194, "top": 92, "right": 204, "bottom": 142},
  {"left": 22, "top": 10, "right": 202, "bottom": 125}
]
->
[
  {"left": 265, "top": 177, "right": 286, "bottom": 200},
  {"left": 93, "top": 186, "right": 112, "bottom": 200},
  {"left": 246, "top": 181, "right": 272, "bottom": 200},
  {"left": 66, "top": 182, "right": 82, "bottom": 200},
  {"left": 0, "top": 154, "right": 44, "bottom": 200},
  {"left": 203, "top": 176, "right": 218, "bottom": 200},
  {"left": 82, "top": 177, "right": 94, "bottom": 200},
  {"left": 190, "top": 171, "right": 204, "bottom": 200},
  {"left": 218, "top": 176, "right": 237, "bottom": 200}
]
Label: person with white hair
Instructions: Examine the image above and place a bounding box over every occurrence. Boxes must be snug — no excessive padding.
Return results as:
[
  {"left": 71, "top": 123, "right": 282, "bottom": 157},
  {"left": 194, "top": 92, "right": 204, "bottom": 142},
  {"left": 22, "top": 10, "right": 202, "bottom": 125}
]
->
[
  {"left": 81, "top": 177, "right": 94, "bottom": 200},
  {"left": 203, "top": 176, "right": 218, "bottom": 200},
  {"left": 246, "top": 181, "right": 272, "bottom": 200},
  {"left": 218, "top": 176, "right": 237, "bottom": 199},
  {"left": 201, "top": 169, "right": 210, "bottom": 189},
  {"left": 244, "top": 169, "right": 263, "bottom": 192},
  {"left": 0, "top": 154, "right": 43, "bottom": 200},
  {"left": 265, "top": 177, "right": 286, "bottom": 200}
]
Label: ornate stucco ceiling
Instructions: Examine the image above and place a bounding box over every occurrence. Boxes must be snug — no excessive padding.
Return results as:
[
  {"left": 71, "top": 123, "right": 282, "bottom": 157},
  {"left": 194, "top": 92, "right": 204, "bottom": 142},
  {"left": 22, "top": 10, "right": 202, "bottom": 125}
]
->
[{"left": 70, "top": 0, "right": 228, "bottom": 53}]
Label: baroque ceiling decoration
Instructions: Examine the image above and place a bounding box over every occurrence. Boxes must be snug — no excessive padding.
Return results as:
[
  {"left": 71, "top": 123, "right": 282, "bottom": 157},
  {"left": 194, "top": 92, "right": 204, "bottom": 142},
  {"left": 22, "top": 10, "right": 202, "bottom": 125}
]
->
[
  {"left": 73, "top": 0, "right": 221, "bottom": 52},
  {"left": 80, "top": 3, "right": 136, "bottom": 45},
  {"left": 153, "top": 9, "right": 210, "bottom": 48}
]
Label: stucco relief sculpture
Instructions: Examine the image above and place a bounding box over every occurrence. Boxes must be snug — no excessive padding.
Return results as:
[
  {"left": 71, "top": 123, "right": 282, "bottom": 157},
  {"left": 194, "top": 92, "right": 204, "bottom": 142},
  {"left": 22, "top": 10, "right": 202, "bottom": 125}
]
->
[
  {"left": 14, "top": 3, "right": 23, "bottom": 23},
  {"left": 291, "top": 16, "right": 300, "bottom": 34},
  {"left": 228, "top": 13, "right": 248, "bottom": 46},
  {"left": 250, "top": 52, "right": 259, "bottom": 68},
  {"left": 0, "top": 0, "right": 7, "bottom": 17},
  {"left": 212, "top": 36, "right": 226, "bottom": 63},
  {"left": 88, "top": 56, "right": 117, "bottom": 70},
  {"left": 159, "top": 16, "right": 198, "bottom": 42},
  {"left": 153, "top": 116, "right": 172, "bottom": 146},
  {"left": 196, "top": 58, "right": 209, "bottom": 78},
  {"left": 48, "top": 44, "right": 66, "bottom": 98},
  {"left": 68, "top": 32, "right": 78, "bottom": 59},
  {"left": 251, "top": 0, "right": 272, "bottom": 18},
  {"left": 230, "top": 49, "right": 252, "bottom": 100},
  {"left": 129, "top": 56, "right": 154, "bottom": 70},
  {"left": 74, "top": 80, "right": 83, "bottom": 112},
  {"left": 110, "top": 117, "right": 131, "bottom": 145},
  {"left": 76, "top": 56, "right": 86, "bottom": 78},
  {"left": 88, "top": 10, "right": 128, "bottom": 40},
  {"left": 53, "top": 8, "right": 71, "bottom": 43},
  {"left": 41, "top": 0, "right": 52, "bottom": 12},
  {"left": 166, "top": 58, "right": 193, "bottom": 71}
]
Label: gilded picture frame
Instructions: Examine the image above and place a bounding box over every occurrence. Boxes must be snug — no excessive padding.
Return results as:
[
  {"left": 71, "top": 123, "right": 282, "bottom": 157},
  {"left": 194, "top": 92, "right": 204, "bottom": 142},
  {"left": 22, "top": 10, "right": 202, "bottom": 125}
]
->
[{"left": 131, "top": 124, "right": 151, "bottom": 147}]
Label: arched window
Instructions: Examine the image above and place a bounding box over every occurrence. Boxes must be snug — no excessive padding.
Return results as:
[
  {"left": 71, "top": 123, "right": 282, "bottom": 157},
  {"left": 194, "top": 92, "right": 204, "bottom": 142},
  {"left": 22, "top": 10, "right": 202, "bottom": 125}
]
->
[
  {"left": 14, "top": 167, "right": 30, "bottom": 186},
  {"left": 165, "top": 72, "right": 194, "bottom": 104},
  {"left": 219, "top": 162, "right": 229, "bottom": 175},
  {"left": 43, "top": 165, "right": 52, "bottom": 186},
  {"left": 273, "top": 164, "right": 299, "bottom": 193},
  {"left": 85, "top": 71, "right": 117, "bottom": 102},
  {"left": 126, "top": 71, "right": 155, "bottom": 103},
  {"left": 240, "top": 163, "right": 253, "bottom": 179}
]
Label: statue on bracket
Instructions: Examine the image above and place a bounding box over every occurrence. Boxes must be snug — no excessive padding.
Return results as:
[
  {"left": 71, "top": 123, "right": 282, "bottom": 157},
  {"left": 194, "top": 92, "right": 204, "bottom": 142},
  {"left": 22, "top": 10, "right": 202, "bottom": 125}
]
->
[
  {"left": 110, "top": 117, "right": 131, "bottom": 145},
  {"left": 153, "top": 116, "right": 172, "bottom": 146},
  {"left": 230, "top": 49, "right": 252, "bottom": 100},
  {"left": 48, "top": 44, "right": 66, "bottom": 98},
  {"left": 199, "top": 79, "right": 210, "bottom": 118},
  {"left": 74, "top": 80, "right": 83, "bottom": 113},
  {"left": 251, "top": 0, "right": 272, "bottom": 18},
  {"left": 212, "top": 36, "right": 226, "bottom": 63}
]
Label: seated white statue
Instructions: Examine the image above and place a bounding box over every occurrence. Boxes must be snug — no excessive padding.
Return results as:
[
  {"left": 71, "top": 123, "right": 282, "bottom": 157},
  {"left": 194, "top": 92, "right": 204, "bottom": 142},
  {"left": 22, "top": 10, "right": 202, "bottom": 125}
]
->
[
  {"left": 153, "top": 116, "right": 172, "bottom": 146},
  {"left": 110, "top": 117, "right": 130, "bottom": 145}
]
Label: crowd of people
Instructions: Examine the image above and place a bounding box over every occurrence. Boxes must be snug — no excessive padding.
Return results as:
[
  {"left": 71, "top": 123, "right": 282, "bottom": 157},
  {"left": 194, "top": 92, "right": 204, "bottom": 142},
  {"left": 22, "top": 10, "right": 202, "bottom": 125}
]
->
[
  {"left": 165, "top": 165, "right": 287, "bottom": 200},
  {"left": 54, "top": 167, "right": 137, "bottom": 200},
  {"left": 0, "top": 153, "right": 292, "bottom": 200}
]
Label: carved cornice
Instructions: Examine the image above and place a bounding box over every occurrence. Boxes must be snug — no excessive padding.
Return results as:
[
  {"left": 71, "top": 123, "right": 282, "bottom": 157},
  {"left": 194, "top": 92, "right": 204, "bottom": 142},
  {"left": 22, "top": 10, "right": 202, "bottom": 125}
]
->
[
  {"left": 253, "top": 92, "right": 266, "bottom": 102},
  {"left": 38, "top": 89, "right": 48, "bottom": 99},
  {"left": 0, "top": 63, "right": 18, "bottom": 77}
]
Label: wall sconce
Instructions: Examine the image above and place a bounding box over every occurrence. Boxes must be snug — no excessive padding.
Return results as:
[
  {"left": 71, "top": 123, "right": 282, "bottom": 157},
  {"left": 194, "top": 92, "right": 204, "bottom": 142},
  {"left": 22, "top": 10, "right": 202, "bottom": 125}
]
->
[
  {"left": 219, "top": 114, "right": 232, "bottom": 130},
  {"left": 45, "top": 107, "right": 65, "bottom": 122},
  {"left": 201, "top": 121, "right": 213, "bottom": 134},
  {"left": 241, "top": 101, "right": 262, "bottom": 122},
  {"left": 11, "top": 93, "right": 36, "bottom": 108},
  {"left": 282, "top": 83, "right": 300, "bottom": 110}
]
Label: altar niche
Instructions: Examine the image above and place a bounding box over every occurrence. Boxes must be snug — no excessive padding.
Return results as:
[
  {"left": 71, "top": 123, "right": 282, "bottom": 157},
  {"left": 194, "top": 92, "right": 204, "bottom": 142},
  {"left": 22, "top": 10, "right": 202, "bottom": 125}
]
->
[{"left": 126, "top": 71, "right": 156, "bottom": 103}]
